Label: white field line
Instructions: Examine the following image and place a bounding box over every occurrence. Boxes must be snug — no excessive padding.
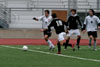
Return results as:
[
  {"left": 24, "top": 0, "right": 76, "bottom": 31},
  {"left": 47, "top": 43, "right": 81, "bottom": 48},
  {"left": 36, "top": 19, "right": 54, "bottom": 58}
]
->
[
  {"left": 98, "top": 48, "right": 100, "bottom": 50},
  {"left": 0, "top": 45, "right": 100, "bottom": 63}
]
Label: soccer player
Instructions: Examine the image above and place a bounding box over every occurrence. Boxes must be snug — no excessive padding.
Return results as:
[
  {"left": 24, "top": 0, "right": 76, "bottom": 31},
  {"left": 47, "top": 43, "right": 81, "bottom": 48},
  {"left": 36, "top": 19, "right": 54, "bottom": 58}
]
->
[
  {"left": 33, "top": 10, "right": 55, "bottom": 50},
  {"left": 48, "top": 13, "right": 67, "bottom": 54},
  {"left": 82, "top": 9, "right": 100, "bottom": 51},
  {"left": 65, "top": 9, "right": 82, "bottom": 50}
]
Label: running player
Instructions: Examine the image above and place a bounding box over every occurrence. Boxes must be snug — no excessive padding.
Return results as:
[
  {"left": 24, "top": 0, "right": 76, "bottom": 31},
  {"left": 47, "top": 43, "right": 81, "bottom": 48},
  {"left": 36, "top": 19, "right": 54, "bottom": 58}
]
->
[
  {"left": 48, "top": 13, "right": 67, "bottom": 54},
  {"left": 65, "top": 9, "right": 82, "bottom": 50},
  {"left": 82, "top": 9, "right": 100, "bottom": 51},
  {"left": 33, "top": 10, "right": 55, "bottom": 50}
]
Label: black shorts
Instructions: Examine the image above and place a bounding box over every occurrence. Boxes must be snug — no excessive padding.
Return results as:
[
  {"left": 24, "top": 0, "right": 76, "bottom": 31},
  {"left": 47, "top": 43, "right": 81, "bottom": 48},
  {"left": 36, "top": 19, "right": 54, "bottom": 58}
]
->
[
  {"left": 43, "top": 30, "right": 51, "bottom": 37},
  {"left": 88, "top": 31, "right": 97, "bottom": 37}
]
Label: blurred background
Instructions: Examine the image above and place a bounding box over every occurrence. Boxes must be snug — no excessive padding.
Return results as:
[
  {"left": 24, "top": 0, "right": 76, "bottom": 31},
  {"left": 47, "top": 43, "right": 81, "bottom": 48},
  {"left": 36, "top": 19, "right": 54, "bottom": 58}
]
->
[{"left": 0, "top": 0, "right": 100, "bottom": 39}]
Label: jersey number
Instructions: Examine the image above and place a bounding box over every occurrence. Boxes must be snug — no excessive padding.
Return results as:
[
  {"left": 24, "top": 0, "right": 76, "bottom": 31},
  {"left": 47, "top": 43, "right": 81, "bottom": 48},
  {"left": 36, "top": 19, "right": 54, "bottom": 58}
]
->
[{"left": 56, "top": 20, "right": 63, "bottom": 26}]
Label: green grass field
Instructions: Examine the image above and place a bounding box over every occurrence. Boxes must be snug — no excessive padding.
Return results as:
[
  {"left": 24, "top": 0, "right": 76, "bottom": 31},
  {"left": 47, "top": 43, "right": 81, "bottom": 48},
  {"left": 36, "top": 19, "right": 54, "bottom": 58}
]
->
[{"left": 0, "top": 45, "right": 100, "bottom": 67}]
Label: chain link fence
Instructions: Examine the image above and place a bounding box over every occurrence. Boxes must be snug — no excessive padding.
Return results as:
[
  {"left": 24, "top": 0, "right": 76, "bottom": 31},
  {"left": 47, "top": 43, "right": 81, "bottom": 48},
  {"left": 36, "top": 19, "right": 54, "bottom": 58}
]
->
[{"left": 0, "top": 4, "right": 11, "bottom": 28}]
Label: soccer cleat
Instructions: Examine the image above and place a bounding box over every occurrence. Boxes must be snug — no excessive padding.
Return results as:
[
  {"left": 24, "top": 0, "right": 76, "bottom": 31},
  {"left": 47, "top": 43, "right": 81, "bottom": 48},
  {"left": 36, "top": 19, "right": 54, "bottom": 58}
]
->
[
  {"left": 64, "top": 45, "right": 67, "bottom": 50},
  {"left": 49, "top": 46, "right": 55, "bottom": 51},
  {"left": 73, "top": 48, "right": 75, "bottom": 51},
  {"left": 88, "top": 44, "right": 91, "bottom": 48},
  {"left": 51, "top": 48, "right": 55, "bottom": 51},
  {"left": 64, "top": 47, "right": 67, "bottom": 50},
  {"left": 77, "top": 45, "right": 80, "bottom": 50},
  {"left": 93, "top": 49, "right": 97, "bottom": 51},
  {"left": 57, "top": 52, "right": 61, "bottom": 54},
  {"left": 49, "top": 47, "right": 52, "bottom": 51},
  {"left": 64, "top": 48, "right": 67, "bottom": 50},
  {"left": 88, "top": 46, "right": 91, "bottom": 48}
]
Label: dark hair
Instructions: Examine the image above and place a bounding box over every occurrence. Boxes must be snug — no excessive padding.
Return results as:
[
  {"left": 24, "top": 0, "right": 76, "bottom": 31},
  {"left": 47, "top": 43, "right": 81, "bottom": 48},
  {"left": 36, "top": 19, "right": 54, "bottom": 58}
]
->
[
  {"left": 71, "top": 9, "right": 76, "bottom": 13},
  {"left": 52, "top": 13, "right": 57, "bottom": 18},
  {"left": 89, "top": 9, "right": 95, "bottom": 15},
  {"left": 45, "top": 10, "right": 50, "bottom": 14}
]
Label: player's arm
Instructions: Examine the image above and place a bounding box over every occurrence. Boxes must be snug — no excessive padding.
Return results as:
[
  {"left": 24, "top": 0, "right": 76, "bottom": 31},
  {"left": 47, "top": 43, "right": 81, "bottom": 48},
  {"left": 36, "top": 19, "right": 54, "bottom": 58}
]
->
[
  {"left": 33, "top": 16, "right": 43, "bottom": 21},
  {"left": 66, "top": 16, "right": 70, "bottom": 29},
  {"left": 65, "top": 25, "right": 70, "bottom": 34},
  {"left": 82, "top": 24, "right": 86, "bottom": 33},
  {"left": 62, "top": 20, "right": 67, "bottom": 26},
  {"left": 62, "top": 20, "right": 68, "bottom": 33},
  {"left": 48, "top": 20, "right": 54, "bottom": 31},
  {"left": 82, "top": 24, "right": 86, "bottom": 30},
  {"left": 82, "top": 17, "right": 87, "bottom": 33},
  {"left": 65, "top": 17, "right": 71, "bottom": 33},
  {"left": 96, "top": 16, "right": 100, "bottom": 29},
  {"left": 77, "top": 16, "right": 82, "bottom": 27}
]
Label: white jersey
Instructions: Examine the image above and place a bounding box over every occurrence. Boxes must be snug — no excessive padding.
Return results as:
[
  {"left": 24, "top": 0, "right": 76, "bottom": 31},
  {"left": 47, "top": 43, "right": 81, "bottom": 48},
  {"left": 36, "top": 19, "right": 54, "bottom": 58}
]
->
[
  {"left": 38, "top": 15, "right": 52, "bottom": 29},
  {"left": 84, "top": 15, "right": 100, "bottom": 32}
]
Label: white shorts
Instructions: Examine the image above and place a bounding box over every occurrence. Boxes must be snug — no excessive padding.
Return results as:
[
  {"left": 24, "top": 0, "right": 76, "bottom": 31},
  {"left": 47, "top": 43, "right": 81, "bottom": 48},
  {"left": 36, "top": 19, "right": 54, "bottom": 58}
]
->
[
  {"left": 67, "top": 29, "right": 80, "bottom": 37},
  {"left": 58, "top": 32, "right": 66, "bottom": 41}
]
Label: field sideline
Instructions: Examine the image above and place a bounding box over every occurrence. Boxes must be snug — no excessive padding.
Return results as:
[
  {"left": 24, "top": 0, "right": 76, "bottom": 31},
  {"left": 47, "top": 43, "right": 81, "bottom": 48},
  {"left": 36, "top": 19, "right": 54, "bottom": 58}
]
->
[{"left": 0, "top": 45, "right": 100, "bottom": 67}]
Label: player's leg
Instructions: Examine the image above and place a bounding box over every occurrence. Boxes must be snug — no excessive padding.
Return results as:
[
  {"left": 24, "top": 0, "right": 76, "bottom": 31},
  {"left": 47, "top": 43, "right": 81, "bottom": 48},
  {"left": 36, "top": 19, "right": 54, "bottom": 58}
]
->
[
  {"left": 57, "top": 41, "right": 61, "bottom": 54},
  {"left": 76, "top": 35, "right": 81, "bottom": 49},
  {"left": 89, "top": 36, "right": 92, "bottom": 48},
  {"left": 74, "top": 29, "right": 81, "bottom": 50},
  {"left": 64, "top": 37, "right": 70, "bottom": 50},
  {"left": 57, "top": 32, "right": 66, "bottom": 54},
  {"left": 92, "top": 31, "right": 97, "bottom": 51},
  {"left": 44, "top": 35, "right": 54, "bottom": 50},
  {"left": 65, "top": 30, "right": 73, "bottom": 49},
  {"left": 88, "top": 31, "right": 93, "bottom": 48},
  {"left": 93, "top": 37, "right": 97, "bottom": 50},
  {"left": 44, "top": 34, "right": 49, "bottom": 46},
  {"left": 43, "top": 30, "right": 55, "bottom": 50},
  {"left": 57, "top": 40, "right": 65, "bottom": 54}
]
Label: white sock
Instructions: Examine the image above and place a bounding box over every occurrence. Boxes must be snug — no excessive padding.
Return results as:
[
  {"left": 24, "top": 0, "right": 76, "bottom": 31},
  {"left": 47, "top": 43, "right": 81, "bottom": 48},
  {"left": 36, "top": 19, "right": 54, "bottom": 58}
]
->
[{"left": 47, "top": 40, "right": 55, "bottom": 48}]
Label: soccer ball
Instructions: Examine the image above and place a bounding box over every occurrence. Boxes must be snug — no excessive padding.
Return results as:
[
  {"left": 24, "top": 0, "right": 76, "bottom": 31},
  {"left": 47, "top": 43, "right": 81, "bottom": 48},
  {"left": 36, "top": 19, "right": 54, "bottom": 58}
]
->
[{"left": 22, "top": 46, "right": 28, "bottom": 51}]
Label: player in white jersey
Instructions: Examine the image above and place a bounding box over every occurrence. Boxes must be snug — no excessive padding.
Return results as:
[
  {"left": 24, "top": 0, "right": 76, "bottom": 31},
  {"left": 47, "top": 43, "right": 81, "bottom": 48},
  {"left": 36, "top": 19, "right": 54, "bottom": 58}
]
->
[
  {"left": 33, "top": 10, "right": 55, "bottom": 51},
  {"left": 82, "top": 9, "right": 100, "bottom": 51}
]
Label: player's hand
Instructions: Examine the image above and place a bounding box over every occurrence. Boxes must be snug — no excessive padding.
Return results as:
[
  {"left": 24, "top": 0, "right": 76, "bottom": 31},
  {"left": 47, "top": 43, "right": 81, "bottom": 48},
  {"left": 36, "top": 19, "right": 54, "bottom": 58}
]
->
[
  {"left": 33, "top": 17, "right": 38, "bottom": 21},
  {"left": 82, "top": 30, "right": 86, "bottom": 33},
  {"left": 40, "top": 29, "right": 44, "bottom": 32},
  {"left": 33, "top": 17, "right": 36, "bottom": 20},
  {"left": 98, "top": 26, "right": 100, "bottom": 29},
  {"left": 66, "top": 30, "right": 69, "bottom": 34}
]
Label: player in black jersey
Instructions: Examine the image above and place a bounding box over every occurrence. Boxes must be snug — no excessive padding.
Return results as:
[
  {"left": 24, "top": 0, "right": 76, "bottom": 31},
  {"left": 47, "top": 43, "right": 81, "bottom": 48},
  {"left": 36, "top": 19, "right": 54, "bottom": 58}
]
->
[
  {"left": 65, "top": 9, "right": 82, "bottom": 50},
  {"left": 48, "top": 13, "right": 67, "bottom": 54}
]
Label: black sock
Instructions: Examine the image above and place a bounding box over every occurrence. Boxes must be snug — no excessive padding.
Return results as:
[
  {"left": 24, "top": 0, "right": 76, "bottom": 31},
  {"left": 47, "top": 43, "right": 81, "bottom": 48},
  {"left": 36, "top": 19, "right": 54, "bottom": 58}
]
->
[
  {"left": 57, "top": 42, "right": 61, "bottom": 52},
  {"left": 67, "top": 44, "right": 72, "bottom": 47},
  {"left": 89, "top": 38, "right": 92, "bottom": 46},
  {"left": 65, "top": 39, "right": 69, "bottom": 49},
  {"left": 77, "top": 37, "right": 81, "bottom": 47},
  {"left": 63, "top": 43, "right": 66, "bottom": 46}
]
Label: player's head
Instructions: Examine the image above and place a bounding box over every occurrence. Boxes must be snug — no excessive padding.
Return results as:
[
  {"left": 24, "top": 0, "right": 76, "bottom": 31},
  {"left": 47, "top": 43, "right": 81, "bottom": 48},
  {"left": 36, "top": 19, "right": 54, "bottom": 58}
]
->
[
  {"left": 71, "top": 9, "right": 76, "bottom": 15},
  {"left": 89, "top": 9, "right": 95, "bottom": 16},
  {"left": 45, "top": 10, "right": 50, "bottom": 17},
  {"left": 52, "top": 13, "right": 57, "bottom": 19}
]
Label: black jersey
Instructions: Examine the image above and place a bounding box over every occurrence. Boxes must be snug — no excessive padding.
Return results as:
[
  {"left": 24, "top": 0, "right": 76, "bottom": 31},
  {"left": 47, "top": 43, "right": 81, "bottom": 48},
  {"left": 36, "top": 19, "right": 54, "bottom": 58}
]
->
[
  {"left": 67, "top": 14, "right": 82, "bottom": 30},
  {"left": 48, "top": 18, "right": 67, "bottom": 34}
]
